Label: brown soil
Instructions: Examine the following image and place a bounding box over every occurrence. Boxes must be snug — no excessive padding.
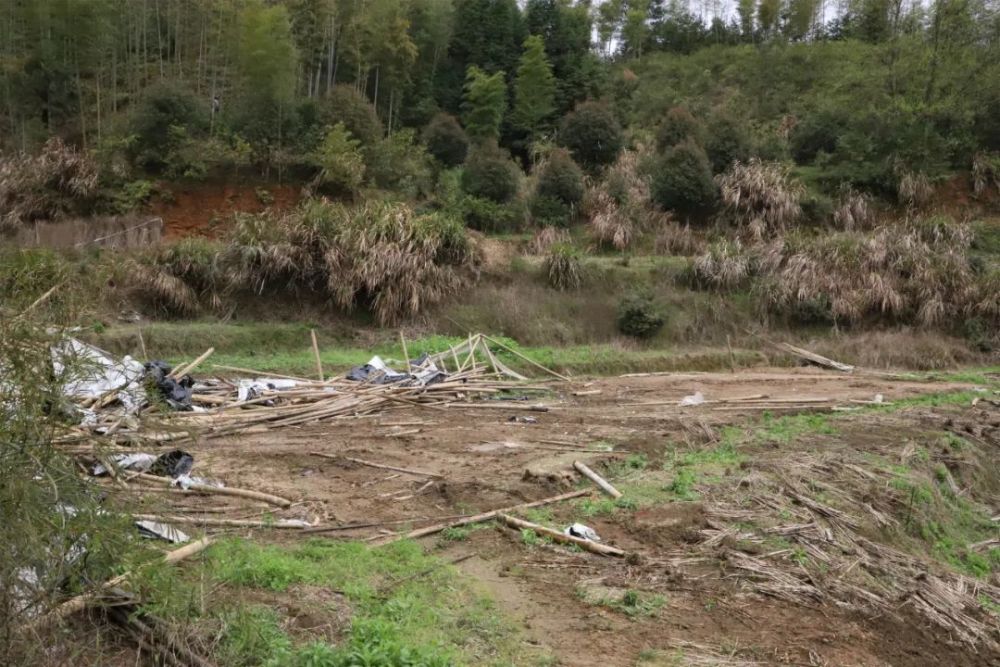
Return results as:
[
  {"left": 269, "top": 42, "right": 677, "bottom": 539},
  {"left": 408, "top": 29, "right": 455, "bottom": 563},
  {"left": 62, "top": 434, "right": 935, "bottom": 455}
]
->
[
  {"left": 118, "top": 369, "right": 998, "bottom": 666},
  {"left": 150, "top": 182, "right": 301, "bottom": 240}
]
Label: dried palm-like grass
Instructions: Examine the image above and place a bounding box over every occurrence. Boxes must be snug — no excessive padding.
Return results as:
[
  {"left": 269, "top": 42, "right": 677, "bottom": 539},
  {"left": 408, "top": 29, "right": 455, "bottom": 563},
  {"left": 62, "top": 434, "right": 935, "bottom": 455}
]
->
[
  {"left": 586, "top": 148, "right": 662, "bottom": 251},
  {"left": 972, "top": 152, "right": 1000, "bottom": 196},
  {"left": 691, "top": 240, "right": 754, "bottom": 290},
  {"left": 0, "top": 138, "right": 99, "bottom": 231},
  {"left": 654, "top": 218, "right": 704, "bottom": 256},
  {"left": 898, "top": 170, "right": 933, "bottom": 207},
  {"left": 126, "top": 261, "right": 200, "bottom": 315},
  {"left": 716, "top": 159, "right": 803, "bottom": 241},
  {"left": 544, "top": 243, "right": 582, "bottom": 290},
  {"left": 832, "top": 186, "right": 874, "bottom": 230},
  {"left": 527, "top": 226, "right": 570, "bottom": 255}
]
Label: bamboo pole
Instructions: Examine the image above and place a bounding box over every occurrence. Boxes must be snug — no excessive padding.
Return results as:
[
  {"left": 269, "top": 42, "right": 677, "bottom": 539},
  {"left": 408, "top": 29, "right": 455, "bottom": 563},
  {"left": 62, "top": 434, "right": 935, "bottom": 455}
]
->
[
  {"left": 170, "top": 347, "right": 214, "bottom": 379},
  {"left": 310, "top": 452, "right": 443, "bottom": 478},
  {"left": 400, "top": 331, "right": 410, "bottom": 371},
  {"left": 133, "top": 514, "right": 312, "bottom": 529},
  {"left": 377, "top": 489, "right": 590, "bottom": 544},
  {"left": 482, "top": 335, "right": 570, "bottom": 381},
  {"left": 498, "top": 514, "right": 627, "bottom": 557},
  {"left": 573, "top": 461, "right": 622, "bottom": 499},
  {"left": 133, "top": 473, "right": 292, "bottom": 508},
  {"left": 311, "top": 330, "right": 324, "bottom": 381}
]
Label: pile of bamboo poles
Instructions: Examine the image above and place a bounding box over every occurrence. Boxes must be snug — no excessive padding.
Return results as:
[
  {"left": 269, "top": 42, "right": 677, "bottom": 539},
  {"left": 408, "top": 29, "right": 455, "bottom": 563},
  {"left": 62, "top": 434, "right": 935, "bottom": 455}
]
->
[{"left": 59, "top": 333, "right": 564, "bottom": 447}]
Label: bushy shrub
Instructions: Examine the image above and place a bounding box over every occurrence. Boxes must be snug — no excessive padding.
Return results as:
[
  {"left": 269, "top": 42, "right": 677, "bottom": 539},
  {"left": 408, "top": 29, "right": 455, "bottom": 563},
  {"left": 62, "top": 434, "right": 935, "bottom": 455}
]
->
[
  {"left": 558, "top": 101, "right": 623, "bottom": 170},
  {"left": 530, "top": 195, "right": 573, "bottom": 227},
  {"left": 368, "top": 128, "right": 433, "bottom": 198},
  {"left": 309, "top": 123, "right": 365, "bottom": 196},
  {"left": 130, "top": 81, "right": 208, "bottom": 170},
  {"left": 527, "top": 226, "right": 571, "bottom": 255},
  {"left": 535, "top": 148, "right": 585, "bottom": 206},
  {"left": 461, "top": 144, "right": 520, "bottom": 203},
  {"left": 617, "top": 291, "right": 666, "bottom": 338},
  {"left": 462, "top": 196, "right": 526, "bottom": 233},
  {"left": 650, "top": 139, "right": 717, "bottom": 217},
  {"left": 322, "top": 85, "right": 383, "bottom": 148},
  {"left": 653, "top": 220, "right": 704, "bottom": 256},
  {"left": 705, "top": 111, "right": 751, "bottom": 174},
  {"left": 544, "top": 242, "right": 583, "bottom": 290},
  {"left": 656, "top": 106, "right": 705, "bottom": 151},
  {"left": 423, "top": 113, "right": 469, "bottom": 167}
]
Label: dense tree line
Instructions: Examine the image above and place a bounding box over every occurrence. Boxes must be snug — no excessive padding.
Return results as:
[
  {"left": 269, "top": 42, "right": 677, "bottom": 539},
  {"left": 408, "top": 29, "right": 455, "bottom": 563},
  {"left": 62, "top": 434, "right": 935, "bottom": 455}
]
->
[{"left": 0, "top": 0, "right": 997, "bottom": 197}]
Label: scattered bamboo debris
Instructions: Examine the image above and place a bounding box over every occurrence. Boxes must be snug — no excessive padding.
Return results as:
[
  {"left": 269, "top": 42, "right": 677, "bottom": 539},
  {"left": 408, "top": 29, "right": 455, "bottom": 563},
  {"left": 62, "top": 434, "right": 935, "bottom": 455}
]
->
[
  {"left": 375, "top": 489, "right": 591, "bottom": 544},
  {"left": 56, "top": 333, "right": 559, "bottom": 448}
]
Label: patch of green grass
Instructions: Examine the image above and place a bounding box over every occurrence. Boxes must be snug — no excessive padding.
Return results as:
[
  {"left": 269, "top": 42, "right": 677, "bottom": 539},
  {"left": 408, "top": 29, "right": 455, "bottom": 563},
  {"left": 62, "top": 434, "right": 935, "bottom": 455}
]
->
[
  {"left": 754, "top": 412, "right": 837, "bottom": 445},
  {"left": 580, "top": 586, "right": 666, "bottom": 619},
  {"left": 666, "top": 468, "right": 698, "bottom": 500},
  {"left": 136, "top": 537, "right": 536, "bottom": 666},
  {"left": 440, "top": 522, "right": 492, "bottom": 542}
]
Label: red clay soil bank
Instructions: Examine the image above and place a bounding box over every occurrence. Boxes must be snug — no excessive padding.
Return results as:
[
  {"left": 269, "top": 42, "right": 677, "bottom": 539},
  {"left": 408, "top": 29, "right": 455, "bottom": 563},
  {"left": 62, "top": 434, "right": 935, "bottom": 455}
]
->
[{"left": 151, "top": 182, "right": 300, "bottom": 240}]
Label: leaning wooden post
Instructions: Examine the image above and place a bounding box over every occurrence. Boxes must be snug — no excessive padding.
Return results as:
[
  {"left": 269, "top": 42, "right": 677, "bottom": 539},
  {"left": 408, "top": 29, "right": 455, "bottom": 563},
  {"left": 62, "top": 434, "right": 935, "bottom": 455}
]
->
[{"left": 311, "top": 329, "right": 324, "bottom": 381}]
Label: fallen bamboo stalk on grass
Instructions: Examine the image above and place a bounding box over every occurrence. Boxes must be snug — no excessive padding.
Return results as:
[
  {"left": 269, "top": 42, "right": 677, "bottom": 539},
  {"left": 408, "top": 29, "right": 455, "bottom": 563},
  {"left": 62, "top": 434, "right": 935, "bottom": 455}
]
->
[
  {"left": 376, "top": 489, "right": 591, "bottom": 544},
  {"left": 498, "top": 514, "right": 627, "bottom": 557},
  {"left": 132, "top": 514, "right": 314, "bottom": 529},
  {"left": 133, "top": 473, "right": 292, "bottom": 508},
  {"left": 310, "top": 452, "right": 443, "bottom": 478},
  {"left": 21, "top": 537, "right": 213, "bottom": 634},
  {"left": 170, "top": 347, "right": 214, "bottom": 379},
  {"left": 573, "top": 460, "right": 622, "bottom": 499}
]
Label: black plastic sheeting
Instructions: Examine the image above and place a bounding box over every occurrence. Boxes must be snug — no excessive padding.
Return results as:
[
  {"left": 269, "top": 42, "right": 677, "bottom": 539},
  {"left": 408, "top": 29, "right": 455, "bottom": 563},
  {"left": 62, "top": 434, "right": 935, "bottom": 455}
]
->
[
  {"left": 149, "top": 449, "right": 194, "bottom": 478},
  {"left": 143, "top": 360, "right": 193, "bottom": 410}
]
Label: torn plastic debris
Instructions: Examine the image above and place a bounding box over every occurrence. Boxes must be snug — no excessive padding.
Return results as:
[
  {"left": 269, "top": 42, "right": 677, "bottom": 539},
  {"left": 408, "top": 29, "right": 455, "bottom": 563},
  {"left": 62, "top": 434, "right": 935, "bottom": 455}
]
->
[
  {"left": 51, "top": 338, "right": 146, "bottom": 413},
  {"left": 143, "top": 361, "right": 194, "bottom": 410},
  {"left": 149, "top": 449, "right": 195, "bottom": 478},
  {"left": 92, "top": 452, "right": 157, "bottom": 476},
  {"left": 679, "top": 391, "right": 705, "bottom": 407},
  {"left": 346, "top": 355, "right": 447, "bottom": 387},
  {"left": 508, "top": 415, "right": 538, "bottom": 424},
  {"left": 564, "top": 523, "right": 601, "bottom": 542},
  {"left": 135, "top": 520, "right": 190, "bottom": 544},
  {"left": 237, "top": 378, "right": 300, "bottom": 403}
]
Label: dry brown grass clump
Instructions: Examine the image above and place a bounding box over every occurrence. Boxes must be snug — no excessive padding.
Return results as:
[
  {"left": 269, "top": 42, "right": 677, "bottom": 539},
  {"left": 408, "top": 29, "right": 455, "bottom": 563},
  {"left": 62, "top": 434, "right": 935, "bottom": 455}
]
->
[
  {"left": 527, "top": 226, "right": 571, "bottom": 255},
  {"left": 760, "top": 217, "right": 984, "bottom": 326},
  {"left": 897, "top": 169, "right": 933, "bottom": 207},
  {"left": 653, "top": 218, "right": 704, "bottom": 256},
  {"left": 0, "top": 138, "right": 99, "bottom": 231},
  {"left": 691, "top": 239, "right": 754, "bottom": 290},
  {"left": 715, "top": 158, "right": 803, "bottom": 241},
  {"left": 133, "top": 200, "right": 475, "bottom": 323},
  {"left": 586, "top": 148, "right": 665, "bottom": 251},
  {"left": 972, "top": 152, "right": 1000, "bottom": 196},
  {"left": 544, "top": 243, "right": 583, "bottom": 290},
  {"left": 832, "top": 186, "right": 875, "bottom": 230}
]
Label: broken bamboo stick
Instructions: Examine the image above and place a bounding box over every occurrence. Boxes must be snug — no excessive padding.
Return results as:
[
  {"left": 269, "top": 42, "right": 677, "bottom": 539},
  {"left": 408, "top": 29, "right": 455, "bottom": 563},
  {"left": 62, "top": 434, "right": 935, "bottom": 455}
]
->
[
  {"left": 482, "top": 335, "right": 570, "bottom": 382},
  {"left": 309, "top": 452, "right": 443, "bottom": 478},
  {"left": 133, "top": 473, "right": 292, "bottom": 508},
  {"left": 573, "top": 460, "right": 622, "bottom": 499},
  {"left": 377, "top": 489, "right": 591, "bottom": 544},
  {"left": 498, "top": 514, "right": 627, "bottom": 557},
  {"left": 21, "top": 538, "right": 213, "bottom": 634},
  {"left": 311, "top": 330, "right": 324, "bottom": 381},
  {"left": 171, "top": 347, "right": 215, "bottom": 379}
]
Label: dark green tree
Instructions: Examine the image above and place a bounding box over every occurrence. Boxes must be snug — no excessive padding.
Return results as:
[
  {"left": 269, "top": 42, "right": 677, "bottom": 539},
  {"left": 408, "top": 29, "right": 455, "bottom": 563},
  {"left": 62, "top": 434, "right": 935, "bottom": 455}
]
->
[
  {"left": 558, "top": 100, "right": 623, "bottom": 170},
  {"left": 651, "top": 139, "right": 717, "bottom": 216},
  {"left": 512, "top": 35, "right": 557, "bottom": 142},
  {"left": 423, "top": 113, "right": 470, "bottom": 166},
  {"left": 462, "top": 66, "right": 508, "bottom": 141}
]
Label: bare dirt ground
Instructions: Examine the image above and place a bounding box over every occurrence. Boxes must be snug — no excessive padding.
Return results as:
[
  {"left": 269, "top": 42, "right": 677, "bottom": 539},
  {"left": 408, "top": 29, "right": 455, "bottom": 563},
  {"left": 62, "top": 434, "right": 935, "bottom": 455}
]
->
[{"left": 130, "top": 368, "right": 1000, "bottom": 666}]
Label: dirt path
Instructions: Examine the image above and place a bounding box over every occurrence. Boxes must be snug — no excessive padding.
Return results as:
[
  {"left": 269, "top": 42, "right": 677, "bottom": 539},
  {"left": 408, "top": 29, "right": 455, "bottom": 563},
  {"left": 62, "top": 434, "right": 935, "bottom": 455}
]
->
[{"left": 150, "top": 368, "right": 997, "bottom": 666}]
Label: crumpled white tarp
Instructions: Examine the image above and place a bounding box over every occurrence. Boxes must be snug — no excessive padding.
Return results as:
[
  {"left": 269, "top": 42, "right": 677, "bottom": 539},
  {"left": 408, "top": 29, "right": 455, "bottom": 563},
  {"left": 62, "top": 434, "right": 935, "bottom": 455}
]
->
[
  {"left": 564, "top": 523, "right": 601, "bottom": 542},
  {"left": 237, "top": 378, "right": 300, "bottom": 402},
  {"left": 679, "top": 391, "right": 706, "bottom": 407},
  {"left": 91, "top": 452, "right": 157, "bottom": 476},
  {"left": 51, "top": 338, "right": 146, "bottom": 413}
]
